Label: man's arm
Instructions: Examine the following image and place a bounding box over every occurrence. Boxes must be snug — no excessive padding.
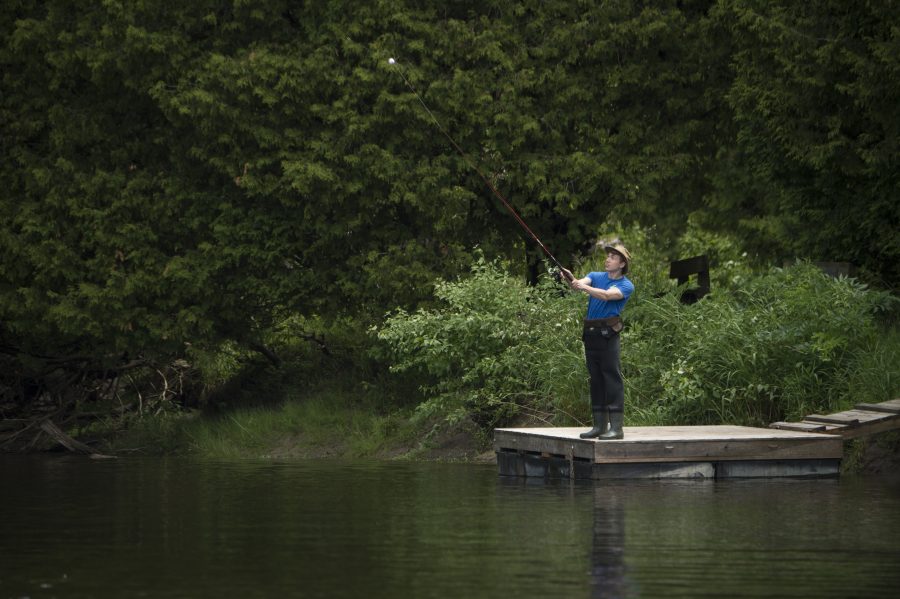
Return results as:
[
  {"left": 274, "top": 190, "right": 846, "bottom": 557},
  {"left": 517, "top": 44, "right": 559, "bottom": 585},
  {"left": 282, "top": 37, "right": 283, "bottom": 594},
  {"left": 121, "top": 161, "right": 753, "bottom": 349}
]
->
[
  {"left": 560, "top": 268, "right": 624, "bottom": 301},
  {"left": 578, "top": 284, "right": 624, "bottom": 302}
]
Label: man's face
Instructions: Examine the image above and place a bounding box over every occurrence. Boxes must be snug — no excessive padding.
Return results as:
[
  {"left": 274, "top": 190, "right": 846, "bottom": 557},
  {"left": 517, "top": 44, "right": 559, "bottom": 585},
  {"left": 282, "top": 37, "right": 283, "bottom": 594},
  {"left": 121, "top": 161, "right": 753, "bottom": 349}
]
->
[{"left": 605, "top": 251, "right": 625, "bottom": 272}]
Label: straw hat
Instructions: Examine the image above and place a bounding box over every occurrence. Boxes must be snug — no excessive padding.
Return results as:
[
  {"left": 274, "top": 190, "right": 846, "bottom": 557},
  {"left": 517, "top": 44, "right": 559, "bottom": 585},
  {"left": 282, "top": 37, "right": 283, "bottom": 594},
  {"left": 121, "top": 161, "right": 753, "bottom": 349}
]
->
[
  {"left": 603, "top": 243, "right": 631, "bottom": 273},
  {"left": 603, "top": 243, "right": 631, "bottom": 263}
]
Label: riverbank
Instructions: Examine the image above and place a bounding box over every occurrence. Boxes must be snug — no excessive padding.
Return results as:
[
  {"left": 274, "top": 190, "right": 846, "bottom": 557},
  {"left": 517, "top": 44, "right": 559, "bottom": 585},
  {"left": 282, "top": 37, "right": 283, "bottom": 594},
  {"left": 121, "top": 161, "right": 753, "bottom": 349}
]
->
[
  {"left": 98, "top": 384, "right": 900, "bottom": 476},
  {"left": 105, "top": 382, "right": 499, "bottom": 463}
]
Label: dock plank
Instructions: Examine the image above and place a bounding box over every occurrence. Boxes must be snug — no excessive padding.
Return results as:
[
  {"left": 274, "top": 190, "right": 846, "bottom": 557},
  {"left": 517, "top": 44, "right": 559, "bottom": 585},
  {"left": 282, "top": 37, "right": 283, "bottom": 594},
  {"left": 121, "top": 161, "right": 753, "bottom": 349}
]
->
[
  {"left": 801, "top": 409, "right": 900, "bottom": 439},
  {"left": 804, "top": 413, "right": 860, "bottom": 425},
  {"left": 797, "top": 421, "right": 847, "bottom": 434},
  {"left": 806, "top": 409, "right": 895, "bottom": 425},
  {"left": 820, "top": 417, "right": 900, "bottom": 440},
  {"left": 769, "top": 421, "right": 828, "bottom": 433},
  {"left": 855, "top": 399, "right": 900, "bottom": 414}
]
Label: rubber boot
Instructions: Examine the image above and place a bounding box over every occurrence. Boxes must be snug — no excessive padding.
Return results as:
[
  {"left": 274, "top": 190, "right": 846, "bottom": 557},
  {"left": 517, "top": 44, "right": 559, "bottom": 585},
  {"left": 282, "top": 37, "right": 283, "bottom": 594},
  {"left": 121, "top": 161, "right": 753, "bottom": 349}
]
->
[
  {"left": 597, "top": 411, "right": 624, "bottom": 440},
  {"left": 580, "top": 409, "right": 609, "bottom": 439}
]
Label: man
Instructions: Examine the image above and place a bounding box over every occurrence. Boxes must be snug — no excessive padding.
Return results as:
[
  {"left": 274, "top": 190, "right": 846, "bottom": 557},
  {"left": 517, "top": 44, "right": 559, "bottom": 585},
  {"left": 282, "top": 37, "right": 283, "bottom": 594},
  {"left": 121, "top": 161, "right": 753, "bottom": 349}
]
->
[{"left": 561, "top": 244, "right": 634, "bottom": 440}]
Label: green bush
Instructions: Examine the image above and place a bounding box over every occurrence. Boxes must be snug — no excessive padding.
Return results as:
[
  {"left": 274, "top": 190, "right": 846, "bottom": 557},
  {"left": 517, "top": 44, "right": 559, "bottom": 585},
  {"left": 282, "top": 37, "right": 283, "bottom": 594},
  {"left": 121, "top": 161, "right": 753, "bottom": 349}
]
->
[
  {"left": 374, "top": 255, "right": 586, "bottom": 431},
  {"left": 626, "top": 263, "right": 896, "bottom": 425},
  {"left": 376, "top": 258, "right": 898, "bottom": 432}
]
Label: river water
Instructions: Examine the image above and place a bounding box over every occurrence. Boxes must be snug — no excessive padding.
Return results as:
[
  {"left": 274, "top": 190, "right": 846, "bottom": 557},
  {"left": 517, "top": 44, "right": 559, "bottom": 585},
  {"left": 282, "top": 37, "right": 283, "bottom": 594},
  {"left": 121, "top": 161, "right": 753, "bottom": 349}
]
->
[{"left": 1, "top": 455, "right": 899, "bottom": 598}]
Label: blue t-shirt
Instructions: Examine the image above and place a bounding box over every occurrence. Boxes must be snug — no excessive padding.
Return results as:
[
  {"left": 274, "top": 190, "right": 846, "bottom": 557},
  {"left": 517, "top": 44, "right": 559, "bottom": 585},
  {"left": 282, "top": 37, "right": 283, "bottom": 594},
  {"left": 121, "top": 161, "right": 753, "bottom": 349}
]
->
[{"left": 585, "top": 272, "right": 634, "bottom": 319}]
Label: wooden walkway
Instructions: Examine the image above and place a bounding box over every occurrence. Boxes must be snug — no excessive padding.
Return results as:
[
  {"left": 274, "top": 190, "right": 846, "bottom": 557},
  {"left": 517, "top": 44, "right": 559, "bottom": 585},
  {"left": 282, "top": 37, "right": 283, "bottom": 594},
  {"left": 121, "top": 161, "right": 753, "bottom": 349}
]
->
[
  {"left": 494, "top": 399, "right": 900, "bottom": 481},
  {"left": 770, "top": 399, "right": 900, "bottom": 439}
]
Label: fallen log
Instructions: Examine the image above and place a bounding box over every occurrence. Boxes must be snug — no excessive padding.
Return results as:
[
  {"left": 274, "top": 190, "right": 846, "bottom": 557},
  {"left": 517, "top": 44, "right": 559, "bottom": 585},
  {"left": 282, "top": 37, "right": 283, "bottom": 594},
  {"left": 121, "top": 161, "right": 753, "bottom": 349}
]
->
[{"left": 39, "top": 419, "right": 116, "bottom": 459}]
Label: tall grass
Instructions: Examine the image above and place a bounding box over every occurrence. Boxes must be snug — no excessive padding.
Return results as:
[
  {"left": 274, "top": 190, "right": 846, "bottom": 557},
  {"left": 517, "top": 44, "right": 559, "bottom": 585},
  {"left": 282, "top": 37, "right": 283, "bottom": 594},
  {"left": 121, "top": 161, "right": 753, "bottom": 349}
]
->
[{"left": 111, "top": 383, "right": 420, "bottom": 459}]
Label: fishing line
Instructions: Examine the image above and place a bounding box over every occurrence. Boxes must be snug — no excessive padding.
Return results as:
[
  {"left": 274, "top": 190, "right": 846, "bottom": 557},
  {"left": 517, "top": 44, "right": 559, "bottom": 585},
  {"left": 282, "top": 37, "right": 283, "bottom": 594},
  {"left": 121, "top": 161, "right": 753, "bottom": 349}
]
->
[{"left": 387, "top": 57, "right": 572, "bottom": 281}]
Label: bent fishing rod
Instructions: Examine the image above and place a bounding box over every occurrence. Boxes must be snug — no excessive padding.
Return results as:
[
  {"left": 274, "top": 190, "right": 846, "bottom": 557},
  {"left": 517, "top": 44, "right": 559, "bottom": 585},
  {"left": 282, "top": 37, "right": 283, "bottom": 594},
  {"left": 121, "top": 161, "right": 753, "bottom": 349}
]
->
[{"left": 387, "top": 57, "right": 573, "bottom": 282}]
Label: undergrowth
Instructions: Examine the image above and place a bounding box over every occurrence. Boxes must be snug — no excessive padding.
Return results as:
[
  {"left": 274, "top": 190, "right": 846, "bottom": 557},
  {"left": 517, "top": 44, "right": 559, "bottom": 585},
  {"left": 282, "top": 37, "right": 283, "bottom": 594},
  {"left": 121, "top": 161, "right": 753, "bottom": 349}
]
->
[
  {"left": 375, "top": 257, "right": 898, "bottom": 434},
  {"left": 109, "top": 380, "right": 423, "bottom": 459}
]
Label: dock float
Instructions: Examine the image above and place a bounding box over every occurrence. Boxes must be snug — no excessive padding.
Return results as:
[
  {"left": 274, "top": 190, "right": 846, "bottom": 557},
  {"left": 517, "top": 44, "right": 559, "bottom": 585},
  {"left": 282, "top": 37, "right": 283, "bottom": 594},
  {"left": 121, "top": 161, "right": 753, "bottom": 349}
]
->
[{"left": 494, "top": 425, "right": 843, "bottom": 480}]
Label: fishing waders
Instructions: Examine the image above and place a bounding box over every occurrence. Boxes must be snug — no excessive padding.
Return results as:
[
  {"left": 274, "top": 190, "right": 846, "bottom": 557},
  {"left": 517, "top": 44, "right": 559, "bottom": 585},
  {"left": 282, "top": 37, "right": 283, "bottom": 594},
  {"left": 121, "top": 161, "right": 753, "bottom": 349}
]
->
[{"left": 581, "top": 318, "right": 625, "bottom": 441}]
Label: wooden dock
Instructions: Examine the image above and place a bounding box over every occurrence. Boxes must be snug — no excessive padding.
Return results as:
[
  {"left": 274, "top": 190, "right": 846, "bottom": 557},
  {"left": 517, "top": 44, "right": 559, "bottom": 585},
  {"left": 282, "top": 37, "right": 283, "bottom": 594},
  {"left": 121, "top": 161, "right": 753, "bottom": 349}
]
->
[
  {"left": 495, "top": 425, "right": 842, "bottom": 480},
  {"left": 495, "top": 399, "right": 900, "bottom": 480}
]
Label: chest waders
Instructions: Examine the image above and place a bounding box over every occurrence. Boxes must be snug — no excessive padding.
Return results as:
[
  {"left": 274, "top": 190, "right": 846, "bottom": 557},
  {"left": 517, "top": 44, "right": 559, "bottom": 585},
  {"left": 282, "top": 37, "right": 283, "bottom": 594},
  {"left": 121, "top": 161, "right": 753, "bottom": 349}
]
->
[{"left": 579, "top": 317, "right": 625, "bottom": 440}]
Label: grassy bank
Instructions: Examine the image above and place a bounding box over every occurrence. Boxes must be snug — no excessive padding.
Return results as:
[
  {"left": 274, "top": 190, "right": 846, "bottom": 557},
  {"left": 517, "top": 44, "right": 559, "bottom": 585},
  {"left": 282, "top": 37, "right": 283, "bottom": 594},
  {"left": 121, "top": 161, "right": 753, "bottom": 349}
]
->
[
  {"left": 104, "top": 375, "right": 900, "bottom": 475},
  {"left": 108, "top": 380, "right": 491, "bottom": 461}
]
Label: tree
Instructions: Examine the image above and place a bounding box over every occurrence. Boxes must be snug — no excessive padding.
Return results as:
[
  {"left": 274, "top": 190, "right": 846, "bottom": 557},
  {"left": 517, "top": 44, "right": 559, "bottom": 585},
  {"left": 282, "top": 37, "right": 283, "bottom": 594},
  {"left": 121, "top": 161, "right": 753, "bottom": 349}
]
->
[
  {"left": 0, "top": 0, "right": 729, "bottom": 381},
  {"left": 705, "top": 0, "right": 900, "bottom": 287}
]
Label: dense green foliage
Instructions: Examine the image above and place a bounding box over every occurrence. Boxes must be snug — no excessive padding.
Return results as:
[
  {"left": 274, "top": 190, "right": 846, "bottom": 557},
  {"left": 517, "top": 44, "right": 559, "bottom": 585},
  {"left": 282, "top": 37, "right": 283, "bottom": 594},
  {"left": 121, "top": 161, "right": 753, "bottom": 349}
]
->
[
  {"left": 378, "top": 259, "right": 897, "bottom": 431},
  {"left": 375, "top": 254, "right": 585, "bottom": 431},
  {"left": 1, "top": 1, "right": 897, "bottom": 433},
  {"left": 705, "top": 0, "right": 900, "bottom": 286},
  {"left": 626, "top": 265, "right": 897, "bottom": 425}
]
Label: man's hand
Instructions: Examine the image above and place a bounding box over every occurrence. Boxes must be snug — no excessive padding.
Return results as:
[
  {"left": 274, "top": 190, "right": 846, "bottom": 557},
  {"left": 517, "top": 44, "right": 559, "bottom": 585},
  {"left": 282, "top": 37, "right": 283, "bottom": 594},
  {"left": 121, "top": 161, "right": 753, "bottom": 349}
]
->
[
  {"left": 571, "top": 278, "right": 591, "bottom": 292},
  {"left": 561, "top": 268, "right": 591, "bottom": 292}
]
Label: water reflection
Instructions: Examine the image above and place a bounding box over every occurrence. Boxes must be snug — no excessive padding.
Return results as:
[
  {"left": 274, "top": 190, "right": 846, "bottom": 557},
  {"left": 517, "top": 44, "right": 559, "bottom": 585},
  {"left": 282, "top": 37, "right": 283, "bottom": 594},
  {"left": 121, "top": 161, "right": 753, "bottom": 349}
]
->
[
  {"left": 590, "top": 484, "right": 629, "bottom": 599},
  {"left": 497, "top": 475, "right": 636, "bottom": 598}
]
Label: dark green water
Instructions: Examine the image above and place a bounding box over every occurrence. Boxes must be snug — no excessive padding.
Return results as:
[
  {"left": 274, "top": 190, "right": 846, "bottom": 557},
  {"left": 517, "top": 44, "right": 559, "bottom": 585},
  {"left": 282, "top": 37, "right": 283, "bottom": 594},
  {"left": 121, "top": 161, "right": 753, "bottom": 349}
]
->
[{"left": 2, "top": 456, "right": 899, "bottom": 598}]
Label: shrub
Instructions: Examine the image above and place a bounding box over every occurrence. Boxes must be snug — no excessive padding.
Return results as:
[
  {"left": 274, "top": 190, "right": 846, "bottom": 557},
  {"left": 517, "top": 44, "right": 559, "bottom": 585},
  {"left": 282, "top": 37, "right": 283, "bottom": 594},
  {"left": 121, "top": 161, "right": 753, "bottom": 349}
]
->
[
  {"left": 625, "top": 263, "right": 896, "bottom": 425},
  {"left": 373, "top": 256, "right": 586, "bottom": 431}
]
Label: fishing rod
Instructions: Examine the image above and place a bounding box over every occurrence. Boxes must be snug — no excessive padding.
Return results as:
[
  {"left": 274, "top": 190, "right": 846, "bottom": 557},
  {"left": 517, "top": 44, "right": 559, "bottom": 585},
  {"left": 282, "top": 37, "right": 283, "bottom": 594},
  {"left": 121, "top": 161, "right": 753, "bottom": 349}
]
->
[{"left": 387, "top": 57, "right": 573, "bottom": 282}]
